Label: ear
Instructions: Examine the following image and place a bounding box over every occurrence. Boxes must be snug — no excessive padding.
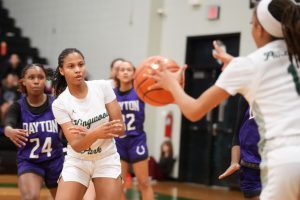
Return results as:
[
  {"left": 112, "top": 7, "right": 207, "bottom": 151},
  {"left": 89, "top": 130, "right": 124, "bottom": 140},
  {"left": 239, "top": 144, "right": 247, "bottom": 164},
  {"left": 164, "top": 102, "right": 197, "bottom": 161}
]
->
[
  {"left": 258, "top": 23, "right": 265, "bottom": 37},
  {"left": 59, "top": 67, "right": 64, "bottom": 76}
]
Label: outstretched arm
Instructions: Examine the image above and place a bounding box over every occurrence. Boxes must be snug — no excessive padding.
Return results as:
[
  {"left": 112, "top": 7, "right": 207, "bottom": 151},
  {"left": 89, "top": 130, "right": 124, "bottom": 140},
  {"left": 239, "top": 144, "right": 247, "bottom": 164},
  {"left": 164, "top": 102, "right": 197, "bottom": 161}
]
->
[{"left": 148, "top": 67, "right": 230, "bottom": 122}]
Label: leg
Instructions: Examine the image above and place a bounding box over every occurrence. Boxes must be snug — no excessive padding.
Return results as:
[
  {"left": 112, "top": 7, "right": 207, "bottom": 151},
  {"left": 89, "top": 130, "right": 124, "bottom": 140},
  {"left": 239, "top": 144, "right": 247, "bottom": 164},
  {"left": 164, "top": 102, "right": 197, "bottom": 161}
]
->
[
  {"left": 18, "top": 172, "right": 43, "bottom": 200},
  {"left": 55, "top": 155, "right": 92, "bottom": 200},
  {"left": 93, "top": 177, "right": 123, "bottom": 200},
  {"left": 49, "top": 188, "right": 57, "bottom": 199},
  {"left": 132, "top": 159, "right": 154, "bottom": 200},
  {"left": 83, "top": 181, "right": 96, "bottom": 200},
  {"left": 44, "top": 155, "right": 65, "bottom": 199},
  {"left": 55, "top": 178, "right": 87, "bottom": 200},
  {"left": 120, "top": 160, "right": 130, "bottom": 200},
  {"left": 239, "top": 167, "right": 261, "bottom": 200}
]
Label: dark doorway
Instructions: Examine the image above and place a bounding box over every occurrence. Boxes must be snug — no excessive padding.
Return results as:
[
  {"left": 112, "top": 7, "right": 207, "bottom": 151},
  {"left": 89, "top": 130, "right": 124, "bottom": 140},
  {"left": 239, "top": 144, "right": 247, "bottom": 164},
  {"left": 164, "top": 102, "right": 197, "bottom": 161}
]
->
[{"left": 179, "top": 33, "right": 240, "bottom": 187}]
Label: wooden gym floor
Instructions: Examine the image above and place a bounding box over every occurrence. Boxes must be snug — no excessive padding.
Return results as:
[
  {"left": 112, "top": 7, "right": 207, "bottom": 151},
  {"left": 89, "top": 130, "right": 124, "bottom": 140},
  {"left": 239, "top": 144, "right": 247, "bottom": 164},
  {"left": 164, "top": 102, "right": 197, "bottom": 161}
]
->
[{"left": 0, "top": 175, "right": 244, "bottom": 200}]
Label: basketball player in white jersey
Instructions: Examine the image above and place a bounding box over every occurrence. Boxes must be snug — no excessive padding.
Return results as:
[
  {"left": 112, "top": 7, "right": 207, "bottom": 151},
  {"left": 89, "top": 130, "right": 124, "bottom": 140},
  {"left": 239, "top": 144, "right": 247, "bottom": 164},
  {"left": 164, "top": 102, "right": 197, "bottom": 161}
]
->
[
  {"left": 52, "top": 48, "right": 125, "bottom": 200},
  {"left": 148, "top": 0, "right": 300, "bottom": 199}
]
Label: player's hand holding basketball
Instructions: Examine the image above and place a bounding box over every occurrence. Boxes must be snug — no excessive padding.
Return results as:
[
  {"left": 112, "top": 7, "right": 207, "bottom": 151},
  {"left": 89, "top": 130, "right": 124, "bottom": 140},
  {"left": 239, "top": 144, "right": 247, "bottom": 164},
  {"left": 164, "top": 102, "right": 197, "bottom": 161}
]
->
[
  {"left": 4, "top": 127, "right": 28, "bottom": 148},
  {"left": 148, "top": 64, "right": 186, "bottom": 91}
]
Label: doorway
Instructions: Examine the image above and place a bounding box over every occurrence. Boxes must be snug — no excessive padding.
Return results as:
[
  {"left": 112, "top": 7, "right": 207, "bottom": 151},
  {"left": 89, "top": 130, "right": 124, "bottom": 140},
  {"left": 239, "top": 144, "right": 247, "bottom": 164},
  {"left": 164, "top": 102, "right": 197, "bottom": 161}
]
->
[{"left": 179, "top": 33, "right": 240, "bottom": 187}]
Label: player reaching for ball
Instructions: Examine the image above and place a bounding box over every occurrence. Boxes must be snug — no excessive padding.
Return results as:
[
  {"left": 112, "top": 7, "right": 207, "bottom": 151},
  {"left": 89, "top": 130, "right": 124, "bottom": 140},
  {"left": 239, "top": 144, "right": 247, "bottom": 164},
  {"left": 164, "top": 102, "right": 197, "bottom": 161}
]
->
[
  {"left": 134, "top": 56, "right": 182, "bottom": 106},
  {"left": 147, "top": 0, "right": 300, "bottom": 199},
  {"left": 114, "top": 60, "right": 154, "bottom": 200}
]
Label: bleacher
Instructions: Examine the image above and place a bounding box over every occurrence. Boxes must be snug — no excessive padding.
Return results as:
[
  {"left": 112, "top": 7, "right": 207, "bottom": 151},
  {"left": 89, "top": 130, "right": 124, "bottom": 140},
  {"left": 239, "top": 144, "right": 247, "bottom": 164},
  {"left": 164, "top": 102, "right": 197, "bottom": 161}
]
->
[
  {"left": 0, "top": 0, "right": 47, "bottom": 64},
  {"left": 0, "top": 0, "right": 48, "bottom": 174}
]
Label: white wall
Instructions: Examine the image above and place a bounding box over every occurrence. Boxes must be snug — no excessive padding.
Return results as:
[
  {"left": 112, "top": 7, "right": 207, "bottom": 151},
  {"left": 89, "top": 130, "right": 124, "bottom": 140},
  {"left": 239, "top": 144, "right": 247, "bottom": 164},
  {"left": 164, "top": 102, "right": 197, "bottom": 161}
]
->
[
  {"left": 3, "top": 0, "right": 152, "bottom": 78},
  {"left": 3, "top": 0, "right": 255, "bottom": 178}
]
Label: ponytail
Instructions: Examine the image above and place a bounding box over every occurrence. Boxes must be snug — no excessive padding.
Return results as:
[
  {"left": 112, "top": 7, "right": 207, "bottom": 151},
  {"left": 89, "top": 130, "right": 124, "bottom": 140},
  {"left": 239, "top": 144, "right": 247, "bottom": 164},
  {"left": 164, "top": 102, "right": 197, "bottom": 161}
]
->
[
  {"left": 268, "top": 0, "right": 300, "bottom": 67},
  {"left": 281, "top": 3, "right": 300, "bottom": 67},
  {"left": 53, "top": 67, "right": 67, "bottom": 98}
]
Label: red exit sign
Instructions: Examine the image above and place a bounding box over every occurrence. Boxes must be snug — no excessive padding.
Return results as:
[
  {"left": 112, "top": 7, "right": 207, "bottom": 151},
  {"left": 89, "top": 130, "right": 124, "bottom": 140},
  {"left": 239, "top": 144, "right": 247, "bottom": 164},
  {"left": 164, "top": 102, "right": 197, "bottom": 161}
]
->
[{"left": 207, "top": 5, "right": 220, "bottom": 20}]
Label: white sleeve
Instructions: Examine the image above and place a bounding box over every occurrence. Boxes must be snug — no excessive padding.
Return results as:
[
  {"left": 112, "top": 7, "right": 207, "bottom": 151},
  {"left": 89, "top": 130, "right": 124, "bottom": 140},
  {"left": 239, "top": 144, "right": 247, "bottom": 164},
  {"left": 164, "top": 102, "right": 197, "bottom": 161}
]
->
[
  {"left": 98, "top": 80, "right": 116, "bottom": 104},
  {"left": 52, "top": 99, "right": 71, "bottom": 125},
  {"left": 215, "top": 57, "right": 256, "bottom": 96}
]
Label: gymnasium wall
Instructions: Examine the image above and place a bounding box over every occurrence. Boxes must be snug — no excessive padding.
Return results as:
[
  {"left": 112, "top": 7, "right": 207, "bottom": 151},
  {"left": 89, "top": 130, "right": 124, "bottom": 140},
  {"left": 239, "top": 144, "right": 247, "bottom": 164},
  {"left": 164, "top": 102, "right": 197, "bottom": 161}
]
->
[{"left": 3, "top": 0, "right": 255, "bottom": 178}]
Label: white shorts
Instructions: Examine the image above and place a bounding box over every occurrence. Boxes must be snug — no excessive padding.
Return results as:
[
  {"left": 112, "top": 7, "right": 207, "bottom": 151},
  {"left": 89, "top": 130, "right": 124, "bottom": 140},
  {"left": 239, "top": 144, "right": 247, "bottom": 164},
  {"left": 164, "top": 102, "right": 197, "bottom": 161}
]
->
[
  {"left": 260, "top": 145, "right": 300, "bottom": 200},
  {"left": 60, "top": 153, "right": 121, "bottom": 187},
  {"left": 260, "top": 163, "right": 300, "bottom": 200}
]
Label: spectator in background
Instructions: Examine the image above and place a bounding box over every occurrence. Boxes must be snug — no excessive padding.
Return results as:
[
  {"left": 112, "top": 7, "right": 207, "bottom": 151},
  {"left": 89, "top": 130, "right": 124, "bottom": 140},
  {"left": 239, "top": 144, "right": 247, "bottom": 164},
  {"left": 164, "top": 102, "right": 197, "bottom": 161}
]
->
[
  {"left": 44, "top": 68, "right": 55, "bottom": 95},
  {"left": 0, "top": 73, "right": 20, "bottom": 126},
  {"left": 2, "top": 53, "right": 24, "bottom": 79},
  {"left": 158, "top": 140, "right": 176, "bottom": 180},
  {"left": 109, "top": 58, "right": 124, "bottom": 88}
]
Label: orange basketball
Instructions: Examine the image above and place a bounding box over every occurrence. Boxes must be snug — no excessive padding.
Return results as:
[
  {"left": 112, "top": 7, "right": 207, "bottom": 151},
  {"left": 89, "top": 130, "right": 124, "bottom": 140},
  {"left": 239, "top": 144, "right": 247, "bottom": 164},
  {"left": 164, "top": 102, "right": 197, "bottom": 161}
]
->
[{"left": 134, "top": 56, "right": 181, "bottom": 106}]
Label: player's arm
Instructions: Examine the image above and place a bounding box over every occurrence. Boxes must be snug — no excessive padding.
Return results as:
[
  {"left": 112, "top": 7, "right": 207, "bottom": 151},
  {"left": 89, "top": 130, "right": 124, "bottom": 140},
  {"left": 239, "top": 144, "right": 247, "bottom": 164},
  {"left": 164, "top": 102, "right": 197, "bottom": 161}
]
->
[
  {"left": 212, "top": 40, "right": 234, "bottom": 71},
  {"left": 105, "top": 99, "right": 125, "bottom": 136},
  {"left": 218, "top": 145, "right": 240, "bottom": 179},
  {"left": 60, "top": 120, "right": 122, "bottom": 152},
  {"left": 52, "top": 99, "right": 123, "bottom": 152},
  {"left": 149, "top": 68, "right": 230, "bottom": 122},
  {"left": 4, "top": 102, "right": 28, "bottom": 148},
  {"left": 173, "top": 84, "right": 230, "bottom": 122}
]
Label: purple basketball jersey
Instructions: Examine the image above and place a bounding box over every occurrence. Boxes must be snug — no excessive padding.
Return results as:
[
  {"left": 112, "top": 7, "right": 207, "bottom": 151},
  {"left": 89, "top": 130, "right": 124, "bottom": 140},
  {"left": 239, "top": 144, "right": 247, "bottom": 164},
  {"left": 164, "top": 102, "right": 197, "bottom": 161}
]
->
[
  {"left": 239, "top": 108, "right": 261, "bottom": 164},
  {"left": 17, "top": 96, "right": 63, "bottom": 163},
  {"left": 114, "top": 88, "right": 145, "bottom": 136}
]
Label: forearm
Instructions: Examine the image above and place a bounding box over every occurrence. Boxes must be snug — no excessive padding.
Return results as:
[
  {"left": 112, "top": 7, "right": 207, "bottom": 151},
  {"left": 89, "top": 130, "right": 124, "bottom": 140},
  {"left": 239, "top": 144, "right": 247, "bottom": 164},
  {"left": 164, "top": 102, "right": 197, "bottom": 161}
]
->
[
  {"left": 68, "top": 131, "right": 98, "bottom": 152},
  {"left": 170, "top": 84, "right": 229, "bottom": 122},
  {"left": 231, "top": 145, "right": 240, "bottom": 164},
  {"left": 169, "top": 81, "right": 199, "bottom": 121},
  {"left": 4, "top": 126, "right": 13, "bottom": 137}
]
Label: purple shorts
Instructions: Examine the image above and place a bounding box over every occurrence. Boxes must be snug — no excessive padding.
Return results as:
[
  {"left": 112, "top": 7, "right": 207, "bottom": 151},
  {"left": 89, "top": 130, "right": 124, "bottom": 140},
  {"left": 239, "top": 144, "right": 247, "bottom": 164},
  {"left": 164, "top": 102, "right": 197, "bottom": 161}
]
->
[
  {"left": 115, "top": 133, "right": 148, "bottom": 163},
  {"left": 17, "top": 155, "right": 64, "bottom": 188},
  {"left": 239, "top": 166, "right": 261, "bottom": 198}
]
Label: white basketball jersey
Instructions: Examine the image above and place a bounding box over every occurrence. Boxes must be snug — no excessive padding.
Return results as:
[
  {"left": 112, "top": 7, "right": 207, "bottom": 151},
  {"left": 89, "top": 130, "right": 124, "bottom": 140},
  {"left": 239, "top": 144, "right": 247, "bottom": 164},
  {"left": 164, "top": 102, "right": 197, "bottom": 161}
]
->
[
  {"left": 216, "top": 40, "right": 300, "bottom": 165},
  {"left": 52, "top": 80, "right": 117, "bottom": 160}
]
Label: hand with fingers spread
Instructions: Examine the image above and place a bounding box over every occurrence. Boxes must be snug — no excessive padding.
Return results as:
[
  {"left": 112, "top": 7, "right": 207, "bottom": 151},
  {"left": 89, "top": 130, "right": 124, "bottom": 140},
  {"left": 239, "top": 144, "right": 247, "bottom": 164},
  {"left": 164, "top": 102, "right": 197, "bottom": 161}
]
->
[
  {"left": 218, "top": 162, "right": 240, "bottom": 179},
  {"left": 212, "top": 40, "right": 234, "bottom": 71},
  {"left": 4, "top": 126, "right": 28, "bottom": 148},
  {"left": 92, "top": 119, "right": 125, "bottom": 139},
  {"left": 146, "top": 64, "right": 187, "bottom": 92}
]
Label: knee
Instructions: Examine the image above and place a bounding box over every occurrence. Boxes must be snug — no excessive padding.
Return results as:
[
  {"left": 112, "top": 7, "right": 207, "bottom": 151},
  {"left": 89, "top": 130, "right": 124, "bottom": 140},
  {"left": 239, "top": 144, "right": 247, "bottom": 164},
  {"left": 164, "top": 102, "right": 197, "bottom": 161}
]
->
[
  {"left": 21, "top": 191, "right": 40, "bottom": 200},
  {"left": 137, "top": 178, "right": 151, "bottom": 190}
]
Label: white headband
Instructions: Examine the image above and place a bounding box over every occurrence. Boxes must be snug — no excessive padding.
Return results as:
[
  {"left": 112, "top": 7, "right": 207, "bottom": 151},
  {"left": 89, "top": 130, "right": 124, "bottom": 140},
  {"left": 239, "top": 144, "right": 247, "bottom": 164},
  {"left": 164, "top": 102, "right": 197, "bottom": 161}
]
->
[{"left": 257, "top": 0, "right": 283, "bottom": 38}]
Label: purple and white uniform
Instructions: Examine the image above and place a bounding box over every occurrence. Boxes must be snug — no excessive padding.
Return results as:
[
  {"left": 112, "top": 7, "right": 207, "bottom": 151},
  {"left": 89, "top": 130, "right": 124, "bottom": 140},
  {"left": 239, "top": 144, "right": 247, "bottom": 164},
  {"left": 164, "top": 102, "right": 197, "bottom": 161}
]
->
[
  {"left": 16, "top": 95, "right": 64, "bottom": 188},
  {"left": 114, "top": 88, "right": 148, "bottom": 163}
]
